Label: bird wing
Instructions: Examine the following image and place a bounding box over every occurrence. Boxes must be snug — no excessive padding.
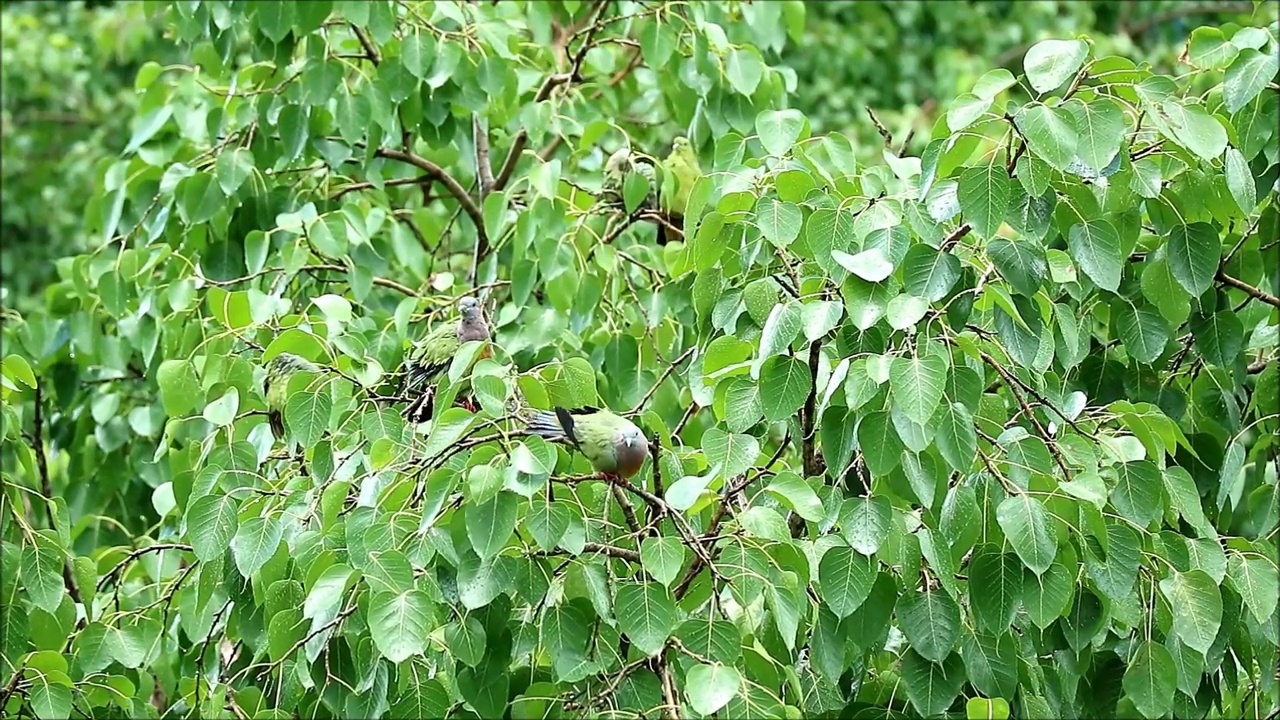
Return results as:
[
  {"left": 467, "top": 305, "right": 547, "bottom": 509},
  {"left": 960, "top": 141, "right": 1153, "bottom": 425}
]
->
[
  {"left": 406, "top": 323, "right": 460, "bottom": 391},
  {"left": 571, "top": 409, "right": 627, "bottom": 473}
]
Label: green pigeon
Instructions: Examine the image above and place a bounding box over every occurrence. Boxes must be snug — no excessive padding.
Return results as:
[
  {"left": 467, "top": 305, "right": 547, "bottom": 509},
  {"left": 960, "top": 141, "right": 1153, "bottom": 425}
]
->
[
  {"left": 600, "top": 146, "right": 658, "bottom": 211},
  {"left": 263, "top": 353, "right": 323, "bottom": 438},
  {"left": 403, "top": 296, "right": 491, "bottom": 423},
  {"left": 524, "top": 406, "right": 649, "bottom": 479},
  {"left": 659, "top": 136, "right": 702, "bottom": 217}
]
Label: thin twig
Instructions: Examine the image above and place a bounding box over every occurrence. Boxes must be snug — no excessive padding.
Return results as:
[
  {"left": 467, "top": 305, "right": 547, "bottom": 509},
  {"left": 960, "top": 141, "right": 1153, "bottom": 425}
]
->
[{"left": 32, "top": 383, "right": 84, "bottom": 619}]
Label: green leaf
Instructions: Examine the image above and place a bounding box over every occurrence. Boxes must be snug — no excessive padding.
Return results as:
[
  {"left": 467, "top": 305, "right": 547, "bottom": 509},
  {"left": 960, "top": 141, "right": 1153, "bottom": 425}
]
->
[
  {"left": 1225, "top": 552, "right": 1279, "bottom": 625},
  {"left": 1022, "top": 561, "right": 1074, "bottom": 629},
  {"left": 1158, "top": 570, "right": 1222, "bottom": 655},
  {"left": 1110, "top": 460, "right": 1163, "bottom": 527},
  {"left": 902, "top": 244, "right": 961, "bottom": 302},
  {"left": 901, "top": 649, "right": 966, "bottom": 717},
  {"left": 1066, "top": 219, "right": 1123, "bottom": 292},
  {"left": 615, "top": 583, "right": 677, "bottom": 656},
  {"left": 28, "top": 672, "right": 73, "bottom": 720},
  {"left": 948, "top": 93, "right": 993, "bottom": 132},
  {"left": 640, "top": 536, "right": 687, "bottom": 587},
  {"left": 1187, "top": 27, "right": 1238, "bottom": 69},
  {"left": 1166, "top": 222, "right": 1220, "bottom": 296},
  {"left": 401, "top": 27, "right": 436, "bottom": 80},
  {"left": 935, "top": 402, "right": 978, "bottom": 472},
  {"left": 756, "top": 198, "right": 803, "bottom": 248},
  {"left": 157, "top": 359, "right": 200, "bottom": 417},
  {"left": 202, "top": 387, "right": 239, "bottom": 427},
  {"left": 369, "top": 590, "right": 434, "bottom": 663},
  {"left": 755, "top": 109, "right": 808, "bottom": 156},
  {"left": 186, "top": 494, "right": 238, "bottom": 562},
  {"left": 817, "top": 546, "right": 878, "bottom": 618},
  {"left": 1223, "top": 48, "right": 1279, "bottom": 113},
  {"left": 685, "top": 663, "right": 741, "bottom": 715},
  {"left": 466, "top": 492, "right": 518, "bottom": 560},
  {"left": 988, "top": 237, "right": 1047, "bottom": 297},
  {"left": 1223, "top": 147, "right": 1257, "bottom": 214},
  {"left": 1123, "top": 641, "right": 1177, "bottom": 719},
  {"left": 1065, "top": 97, "right": 1127, "bottom": 173},
  {"left": 284, "top": 385, "right": 332, "bottom": 447},
  {"left": 179, "top": 173, "right": 225, "bottom": 226},
  {"left": 840, "top": 496, "right": 892, "bottom": 556},
  {"left": 1024, "top": 39, "right": 1088, "bottom": 93},
  {"left": 231, "top": 515, "right": 283, "bottom": 578},
  {"left": 1116, "top": 301, "right": 1170, "bottom": 365},
  {"left": 897, "top": 588, "right": 961, "bottom": 662},
  {"left": 765, "top": 472, "right": 825, "bottom": 522},
  {"left": 1015, "top": 103, "right": 1078, "bottom": 171},
  {"left": 968, "top": 548, "right": 1023, "bottom": 635},
  {"left": 1162, "top": 99, "right": 1228, "bottom": 160},
  {"left": 20, "top": 533, "right": 65, "bottom": 614},
  {"left": 758, "top": 301, "right": 803, "bottom": 359},
  {"left": 857, "top": 411, "right": 904, "bottom": 477},
  {"left": 833, "top": 247, "right": 894, "bottom": 282},
  {"left": 701, "top": 428, "right": 760, "bottom": 482},
  {"left": 800, "top": 300, "right": 843, "bottom": 342},
  {"left": 967, "top": 697, "right": 1012, "bottom": 720},
  {"left": 758, "top": 355, "right": 811, "bottom": 422},
  {"left": 958, "top": 164, "right": 1010, "bottom": 239},
  {"left": 725, "top": 46, "right": 764, "bottom": 96},
  {"left": 996, "top": 495, "right": 1057, "bottom": 575},
  {"left": 1191, "top": 309, "right": 1244, "bottom": 367},
  {"left": 890, "top": 352, "right": 947, "bottom": 425}
]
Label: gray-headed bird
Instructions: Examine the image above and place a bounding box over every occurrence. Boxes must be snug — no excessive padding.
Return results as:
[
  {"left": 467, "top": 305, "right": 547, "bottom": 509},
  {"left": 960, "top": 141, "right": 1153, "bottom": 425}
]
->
[
  {"left": 403, "top": 296, "right": 491, "bottom": 423},
  {"left": 524, "top": 406, "right": 649, "bottom": 480}
]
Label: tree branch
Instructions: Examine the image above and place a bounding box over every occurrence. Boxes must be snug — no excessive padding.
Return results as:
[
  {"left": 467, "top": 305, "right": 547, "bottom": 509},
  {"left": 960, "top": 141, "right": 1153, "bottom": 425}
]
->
[
  {"left": 374, "top": 147, "right": 488, "bottom": 251},
  {"left": 492, "top": 0, "right": 610, "bottom": 193},
  {"left": 473, "top": 114, "right": 495, "bottom": 198},
  {"left": 348, "top": 23, "right": 381, "bottom": 65},
  {"left": 1216, "top": 270, "right": 1280, "bottom": 309},
  {"left": 97, "top": 543, "right": 193, "bottom": 592}
]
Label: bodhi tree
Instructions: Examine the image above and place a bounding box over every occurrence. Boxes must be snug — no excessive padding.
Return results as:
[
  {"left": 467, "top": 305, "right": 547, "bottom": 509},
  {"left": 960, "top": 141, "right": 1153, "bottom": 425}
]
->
[{"left": 2, "top": 1, "right": 1278, "bottom": 718}]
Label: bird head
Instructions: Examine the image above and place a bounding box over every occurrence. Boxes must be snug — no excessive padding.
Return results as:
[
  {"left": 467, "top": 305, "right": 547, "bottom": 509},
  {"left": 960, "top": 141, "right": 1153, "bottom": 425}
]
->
[
  {"left": 605, "top": 146, "right": 633, "bottom": 174},
  {"left": 671, "top": 136, "right": 691, "bottom": 154},
  {"left": 458, "top": 296, "right": 481, "bottom": 321}
]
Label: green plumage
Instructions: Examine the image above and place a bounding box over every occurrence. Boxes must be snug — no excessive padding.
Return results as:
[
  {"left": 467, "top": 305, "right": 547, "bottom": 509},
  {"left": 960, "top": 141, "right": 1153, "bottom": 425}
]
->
[
  {"left": 659, "top": 136, "right": 702, "bottom": 216},
  {"left": 263, "top": 353, "right": 322, "bottom": 438},
  {"left": 525, "top": 406, "right": 648, "bottom": 478}
]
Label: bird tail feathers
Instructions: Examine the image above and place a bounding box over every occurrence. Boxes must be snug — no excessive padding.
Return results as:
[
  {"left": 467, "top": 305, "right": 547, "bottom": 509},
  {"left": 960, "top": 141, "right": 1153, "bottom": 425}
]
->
[{"left": 524, "top": 409, "right": 566, "bottom": 440}]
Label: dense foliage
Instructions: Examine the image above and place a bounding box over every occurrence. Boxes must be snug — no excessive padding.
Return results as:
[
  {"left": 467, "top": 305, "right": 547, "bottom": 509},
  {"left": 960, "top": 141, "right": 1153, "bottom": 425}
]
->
[
  {"left": 0, "top": 0, "right": 176, "bottom": 305},
  {"left": 1, "top": 1, "right": 1278, "bottom": 719}
]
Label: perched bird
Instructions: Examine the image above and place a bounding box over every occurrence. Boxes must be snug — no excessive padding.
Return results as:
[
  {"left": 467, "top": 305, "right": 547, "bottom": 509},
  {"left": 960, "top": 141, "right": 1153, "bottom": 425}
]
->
[
  {"left": 659, "top": 136, "right": 702, "bottom": 217},
  {"left": 403, "top": 296, "right": 491, "bottom": 423},
  {"left": 600, "top": 146, "right": 658, "bottom": 211},
  {"left": 524, "top": 406, "right": 649, "bottom": 479},
  {"left": 263, "top": 353, "right": 323, "bottom": 438}
]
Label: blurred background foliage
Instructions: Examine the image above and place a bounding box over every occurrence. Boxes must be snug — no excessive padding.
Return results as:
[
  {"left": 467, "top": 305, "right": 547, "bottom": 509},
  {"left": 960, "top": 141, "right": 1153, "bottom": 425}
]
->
[{"left": 1, "top": 0, "right": 1272, "bottom": 308}]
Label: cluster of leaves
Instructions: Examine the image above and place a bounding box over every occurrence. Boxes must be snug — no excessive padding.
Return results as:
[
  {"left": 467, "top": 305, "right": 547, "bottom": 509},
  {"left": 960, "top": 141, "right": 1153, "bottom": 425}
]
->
[
  {"left": 0, "top": 0, "right": 176, "bottom": 307},
  {"left": 2, "top": 1, "right": 1278, "bottom": 719}
]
